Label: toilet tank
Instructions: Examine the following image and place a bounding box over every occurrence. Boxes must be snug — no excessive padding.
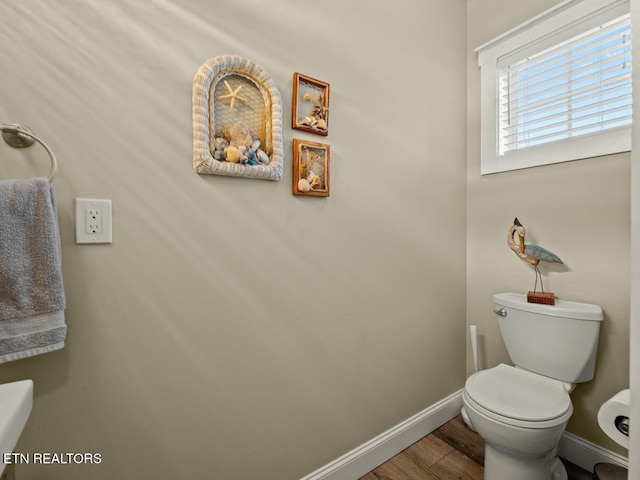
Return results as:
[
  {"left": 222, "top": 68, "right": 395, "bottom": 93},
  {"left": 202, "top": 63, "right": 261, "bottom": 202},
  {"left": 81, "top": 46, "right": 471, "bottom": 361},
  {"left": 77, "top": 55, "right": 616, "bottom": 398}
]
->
[{"left": 493, "top": 292, "right": 603, "bottom": 383}]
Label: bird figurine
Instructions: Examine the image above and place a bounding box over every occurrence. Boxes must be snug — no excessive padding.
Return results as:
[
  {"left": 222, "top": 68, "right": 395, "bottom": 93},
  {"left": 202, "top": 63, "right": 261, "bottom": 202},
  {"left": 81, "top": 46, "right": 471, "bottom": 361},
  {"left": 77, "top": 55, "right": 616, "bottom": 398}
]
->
[{"left": 507, "top": 218, "right": 563, "bottom": 304}]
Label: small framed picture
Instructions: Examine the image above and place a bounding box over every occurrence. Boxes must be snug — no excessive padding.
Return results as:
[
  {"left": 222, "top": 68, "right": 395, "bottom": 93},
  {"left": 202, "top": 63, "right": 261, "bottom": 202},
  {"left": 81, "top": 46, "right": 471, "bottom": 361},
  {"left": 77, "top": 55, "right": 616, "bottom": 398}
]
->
[
  {"left": 292, "top": 73, "right": 330, "bottom": 136},
  {"left": 292, "top": 139, "right": 330, "bottom": 197}
]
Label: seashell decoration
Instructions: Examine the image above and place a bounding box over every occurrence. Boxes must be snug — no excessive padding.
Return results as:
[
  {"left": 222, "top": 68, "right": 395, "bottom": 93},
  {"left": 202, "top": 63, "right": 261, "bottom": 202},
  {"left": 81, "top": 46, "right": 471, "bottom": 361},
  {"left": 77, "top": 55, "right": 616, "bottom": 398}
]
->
[
  {"left": 192, "top": 55, "right": 284, "bottom": 180},
  {"left": 292, "top": 72, "right": 330, "bottom": 137},
  {"left": 297, "top": 171, "right": 321, "bottom": 192},
  {"left": 212, "top": 121, "right": 271, "bottom": 166}
]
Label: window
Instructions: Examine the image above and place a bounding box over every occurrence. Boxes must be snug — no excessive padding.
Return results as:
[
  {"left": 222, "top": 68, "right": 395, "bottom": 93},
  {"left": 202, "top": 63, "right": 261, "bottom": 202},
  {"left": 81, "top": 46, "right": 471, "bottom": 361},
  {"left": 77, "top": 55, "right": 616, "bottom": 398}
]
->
[{"left": 477, "top": 0, "right": 631, "bottom": 175}]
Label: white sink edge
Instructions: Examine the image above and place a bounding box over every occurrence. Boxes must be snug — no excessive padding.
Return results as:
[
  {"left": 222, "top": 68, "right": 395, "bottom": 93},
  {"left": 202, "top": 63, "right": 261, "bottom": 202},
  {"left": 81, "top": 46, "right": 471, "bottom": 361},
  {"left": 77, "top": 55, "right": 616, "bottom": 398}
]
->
[{"left": 0, "top": 380, "right": 33, "bottom": 475}]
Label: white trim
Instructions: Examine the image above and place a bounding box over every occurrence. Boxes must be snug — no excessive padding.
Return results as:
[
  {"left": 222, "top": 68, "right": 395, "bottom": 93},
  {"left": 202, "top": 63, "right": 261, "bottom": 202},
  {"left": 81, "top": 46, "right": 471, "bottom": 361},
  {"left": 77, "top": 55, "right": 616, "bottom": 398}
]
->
[
  {"left": 299, "top": 390, "right": 463, "bottom": 480},
  {"left": 629, "top": 1, "right": 640, "bottom": 476},
  {"left": 475, "top": 0, "right": 574, "bottom": 55},
  {"left": 299, "top": 388, "right": 630, "bottom": 480},
  {"left": 476, "top": 0, "right": 629, "bottom": 65},
  {"left": 559, "top": 431, "right": 629, "bottom": 472}
]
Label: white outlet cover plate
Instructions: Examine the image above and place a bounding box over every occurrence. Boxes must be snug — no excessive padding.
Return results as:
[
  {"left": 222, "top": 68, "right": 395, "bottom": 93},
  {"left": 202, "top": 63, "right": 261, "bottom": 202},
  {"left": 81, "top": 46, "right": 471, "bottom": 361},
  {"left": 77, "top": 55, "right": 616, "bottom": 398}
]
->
[{"left": 75, "top": 198, "right": 112, "bottom": 244}]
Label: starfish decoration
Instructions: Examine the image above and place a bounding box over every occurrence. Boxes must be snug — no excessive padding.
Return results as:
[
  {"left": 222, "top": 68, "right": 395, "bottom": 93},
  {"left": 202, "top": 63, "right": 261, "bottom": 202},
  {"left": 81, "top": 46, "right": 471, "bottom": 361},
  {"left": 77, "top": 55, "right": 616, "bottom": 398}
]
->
[{"left": 218, "top": 80, "right": 247, "bottom": 110}]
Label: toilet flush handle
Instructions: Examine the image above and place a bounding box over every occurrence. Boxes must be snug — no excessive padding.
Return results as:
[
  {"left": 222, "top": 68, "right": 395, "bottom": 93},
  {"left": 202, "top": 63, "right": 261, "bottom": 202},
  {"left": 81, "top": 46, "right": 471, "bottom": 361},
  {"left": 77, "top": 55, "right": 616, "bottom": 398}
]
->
[{"left": 493, "top": 307, "right": 507, "bottom": 317}]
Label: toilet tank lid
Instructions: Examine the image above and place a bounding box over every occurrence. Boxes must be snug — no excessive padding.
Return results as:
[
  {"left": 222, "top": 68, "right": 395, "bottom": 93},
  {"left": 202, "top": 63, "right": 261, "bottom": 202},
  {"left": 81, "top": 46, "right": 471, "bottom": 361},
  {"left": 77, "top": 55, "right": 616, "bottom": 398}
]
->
[{"left": 493, "top": 292, "right": 603, "bottom": 321}]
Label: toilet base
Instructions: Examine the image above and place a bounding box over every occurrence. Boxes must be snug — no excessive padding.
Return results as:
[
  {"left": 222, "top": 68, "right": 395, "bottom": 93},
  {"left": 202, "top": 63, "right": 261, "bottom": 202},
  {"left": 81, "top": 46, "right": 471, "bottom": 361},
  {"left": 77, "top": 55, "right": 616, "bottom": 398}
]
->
[{"left": 484, "top": 444, "right": 567, "bottom": 480}]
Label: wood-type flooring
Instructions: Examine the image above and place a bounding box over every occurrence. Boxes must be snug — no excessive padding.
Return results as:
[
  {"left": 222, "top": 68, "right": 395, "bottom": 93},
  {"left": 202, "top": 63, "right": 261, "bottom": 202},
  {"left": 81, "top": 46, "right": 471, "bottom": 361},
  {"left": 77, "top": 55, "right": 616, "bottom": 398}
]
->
[{"left": 359, "top": 415, "right": 592, "bottom": 480}]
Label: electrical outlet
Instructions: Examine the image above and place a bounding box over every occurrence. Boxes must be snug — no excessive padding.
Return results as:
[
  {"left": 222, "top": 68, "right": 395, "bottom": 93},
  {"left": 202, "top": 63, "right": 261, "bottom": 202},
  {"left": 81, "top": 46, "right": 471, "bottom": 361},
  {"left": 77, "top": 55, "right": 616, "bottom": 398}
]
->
[
  {"left": 86, "top": 208, "right": 102, "bottom": 235},
  {"left": 75, "top": 198, "right": 112, "bottom": 244}
]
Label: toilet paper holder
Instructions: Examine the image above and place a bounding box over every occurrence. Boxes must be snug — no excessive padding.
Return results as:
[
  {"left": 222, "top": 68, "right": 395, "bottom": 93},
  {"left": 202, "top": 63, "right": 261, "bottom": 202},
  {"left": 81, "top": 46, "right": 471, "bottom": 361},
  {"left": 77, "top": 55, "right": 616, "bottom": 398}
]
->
[{"left": 615, "top": 415, "right": 629, "bottom": 437}]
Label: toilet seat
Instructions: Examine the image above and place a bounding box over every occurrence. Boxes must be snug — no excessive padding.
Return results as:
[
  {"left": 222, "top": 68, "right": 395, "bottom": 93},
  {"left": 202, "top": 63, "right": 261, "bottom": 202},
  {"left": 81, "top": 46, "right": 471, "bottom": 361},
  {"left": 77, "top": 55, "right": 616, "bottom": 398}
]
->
[{"left": 464, "top": 364, "right": 573, "bottom": 428}]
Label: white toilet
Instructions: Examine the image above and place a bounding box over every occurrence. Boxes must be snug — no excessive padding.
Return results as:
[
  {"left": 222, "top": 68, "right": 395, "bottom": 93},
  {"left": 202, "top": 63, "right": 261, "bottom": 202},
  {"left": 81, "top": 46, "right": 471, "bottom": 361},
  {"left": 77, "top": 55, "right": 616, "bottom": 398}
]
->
[{"left": 462, "top": 292, "right": 603, "bottom": 480}]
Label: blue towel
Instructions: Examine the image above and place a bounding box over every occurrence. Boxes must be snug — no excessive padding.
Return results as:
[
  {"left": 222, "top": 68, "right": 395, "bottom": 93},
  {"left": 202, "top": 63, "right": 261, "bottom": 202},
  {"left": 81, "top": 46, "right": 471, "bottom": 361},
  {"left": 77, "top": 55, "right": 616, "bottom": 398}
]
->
[{"left": 0, "top": 177, "right": 66, "bottom": 363}]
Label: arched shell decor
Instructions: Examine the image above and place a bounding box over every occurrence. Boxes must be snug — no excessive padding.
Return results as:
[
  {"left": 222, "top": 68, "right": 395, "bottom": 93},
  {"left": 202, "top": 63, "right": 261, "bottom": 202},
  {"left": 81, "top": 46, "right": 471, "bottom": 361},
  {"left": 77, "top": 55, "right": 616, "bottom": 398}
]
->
[{"left": 192, "top": 55, "right": 284, "bottom": 180}]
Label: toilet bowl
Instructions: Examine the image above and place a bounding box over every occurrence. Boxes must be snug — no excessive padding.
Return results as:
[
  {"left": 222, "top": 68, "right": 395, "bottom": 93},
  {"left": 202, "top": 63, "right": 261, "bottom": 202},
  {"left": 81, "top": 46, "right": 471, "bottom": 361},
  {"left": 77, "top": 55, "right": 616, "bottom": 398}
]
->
[
  {"left": 463, "top": 364, "right": 573, "bottom": 480},
  {"left": 465, "top": 293, "right": 603, "bottom": 480}
]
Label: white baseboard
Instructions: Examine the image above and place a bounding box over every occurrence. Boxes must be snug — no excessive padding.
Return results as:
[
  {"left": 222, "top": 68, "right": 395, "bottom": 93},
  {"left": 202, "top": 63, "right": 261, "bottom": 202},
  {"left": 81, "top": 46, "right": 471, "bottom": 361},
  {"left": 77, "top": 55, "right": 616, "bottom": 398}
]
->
[
  {"left": 299, "top": 390, "right": 464, "bottom": 480},
  {"left": 559, "top": 431, "right": 628, "bottom": 472},
  {"left": 300, "top": 388, "right": 629, "bottom": 480}
]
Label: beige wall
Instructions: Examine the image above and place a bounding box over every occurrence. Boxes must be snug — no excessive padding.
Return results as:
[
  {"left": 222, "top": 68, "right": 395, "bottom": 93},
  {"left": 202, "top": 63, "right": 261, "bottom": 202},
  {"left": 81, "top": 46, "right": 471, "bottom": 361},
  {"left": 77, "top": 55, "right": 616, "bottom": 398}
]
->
[
  {"left": 1, "top": 1, "right": 629, "bottom": 477},
  {"left": 467, "top": 0, "right": 631, "bottom": 456},
  {"left": 0, "top": 1, "right": 467, "bottom": 479}
]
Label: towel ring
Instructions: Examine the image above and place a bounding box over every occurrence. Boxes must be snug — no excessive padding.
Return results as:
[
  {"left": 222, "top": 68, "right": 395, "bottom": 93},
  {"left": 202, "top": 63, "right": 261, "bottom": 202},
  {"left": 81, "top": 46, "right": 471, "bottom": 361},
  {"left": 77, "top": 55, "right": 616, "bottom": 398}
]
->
[{"left": 1, "top": 123, "right": 58, "bottom": 182}]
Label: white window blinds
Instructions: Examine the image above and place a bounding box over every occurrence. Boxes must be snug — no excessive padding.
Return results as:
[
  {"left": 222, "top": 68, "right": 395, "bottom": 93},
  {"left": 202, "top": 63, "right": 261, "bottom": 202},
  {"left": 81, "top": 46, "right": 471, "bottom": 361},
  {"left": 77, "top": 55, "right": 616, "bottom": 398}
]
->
[
  {"left": 476, "top": 0, "right": 631, "bottom": 175},
  {"left": 498, "top": 14, "right": 632, "bottom": 155}
]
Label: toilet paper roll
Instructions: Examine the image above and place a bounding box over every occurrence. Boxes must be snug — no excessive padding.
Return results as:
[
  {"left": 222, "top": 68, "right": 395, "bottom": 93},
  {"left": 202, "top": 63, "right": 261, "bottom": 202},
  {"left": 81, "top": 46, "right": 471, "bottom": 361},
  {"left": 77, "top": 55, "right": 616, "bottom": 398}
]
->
[{"left": 597, "top": 389, "right": 630, "bottom": 449}]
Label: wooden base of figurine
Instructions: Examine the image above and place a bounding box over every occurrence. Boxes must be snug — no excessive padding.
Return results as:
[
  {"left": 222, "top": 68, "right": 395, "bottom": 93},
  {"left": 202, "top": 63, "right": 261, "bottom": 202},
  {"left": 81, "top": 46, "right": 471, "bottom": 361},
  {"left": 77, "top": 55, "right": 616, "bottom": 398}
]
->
[{"left": 527, "top": 291, "right": 555, "bottom": 305}]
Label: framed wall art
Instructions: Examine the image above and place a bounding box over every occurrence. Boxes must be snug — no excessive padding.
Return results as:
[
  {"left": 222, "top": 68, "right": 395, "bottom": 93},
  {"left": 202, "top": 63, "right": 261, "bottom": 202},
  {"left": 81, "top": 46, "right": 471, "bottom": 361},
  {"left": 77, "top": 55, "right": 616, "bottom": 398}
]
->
[
  {"left": 192, "top": 55, "right": 284, "bottom": 180},
  {"left": 292, "top": 139, "right": 330, "bottom": 197},
  {"left": 292, "top": 73, "right": 330, "bottom": 136}
]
